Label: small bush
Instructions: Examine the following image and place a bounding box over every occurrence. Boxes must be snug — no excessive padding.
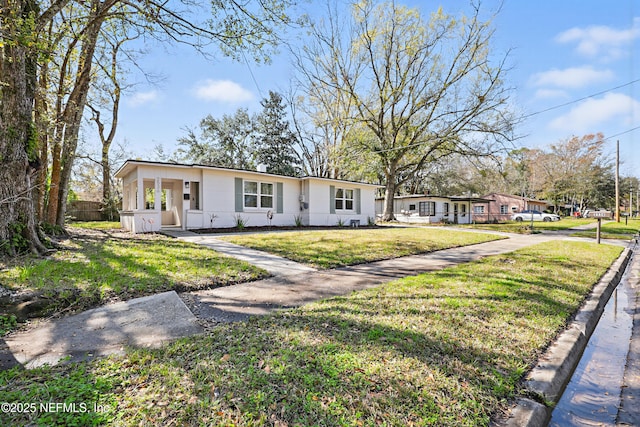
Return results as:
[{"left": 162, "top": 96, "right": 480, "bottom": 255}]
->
[
  {"left": 0, "top": 314, "right": 17, "bottom": 336},
  {"left": 233, "top": 214, "right": 249, "bottom": 230}
]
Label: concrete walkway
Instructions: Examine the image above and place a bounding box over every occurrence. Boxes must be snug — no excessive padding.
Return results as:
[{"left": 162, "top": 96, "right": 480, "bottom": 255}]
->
[
  {"left": 185, "top": 233, "right": 560, "bottom": 323},
  {"left": 170, "top": 232, "right": 316, "bottom": 277},
  {"left": 1, "top": 291, "right": 202, "bottom": 369},
  {"left": 1, "top": 228, "right": 632, "bottom": 372},
  {"left": 2, "top": 231, "right": 562, "bottom": 368}
]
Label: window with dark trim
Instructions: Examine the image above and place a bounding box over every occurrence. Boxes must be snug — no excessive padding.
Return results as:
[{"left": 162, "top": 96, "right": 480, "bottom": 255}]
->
[
  {"left": 419, "top": 201, "right": 436, "bottom": 216},
  {"left": 244, "top": 181, "right": 273, "bottom": 209},
  {"left": 335, "top": 188, "right": 354, "bottom": 211}
]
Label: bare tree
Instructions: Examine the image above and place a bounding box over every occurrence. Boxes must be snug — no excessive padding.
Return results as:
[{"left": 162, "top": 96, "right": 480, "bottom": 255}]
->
[
  {"left": 0, "top": 0, "right": 301, "bottom": 254},
  {"left": 293, "top": 0, "right": 516, "bottom": 220}
]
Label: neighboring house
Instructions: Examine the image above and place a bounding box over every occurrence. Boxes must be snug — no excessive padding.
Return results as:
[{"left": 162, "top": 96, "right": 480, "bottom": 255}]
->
[
  {"left": 375, "top": 194, "right": 491, "bottom": 225},
  {"left": 472, "top": 192, "right": 549, "bottom": 223},
  {"left": 115, "top": 160, "right": 379, "bottom": 233}
]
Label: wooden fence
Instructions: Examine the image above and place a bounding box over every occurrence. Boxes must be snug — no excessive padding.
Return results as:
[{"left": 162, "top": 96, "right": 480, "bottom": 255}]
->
[{"left": 67, "top": 200, "right": 119, "bottom": 222}]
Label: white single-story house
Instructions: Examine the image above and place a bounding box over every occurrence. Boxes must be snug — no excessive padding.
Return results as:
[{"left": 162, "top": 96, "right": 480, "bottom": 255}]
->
[
  {"left": 115, "top": 160, "right": 380, "bottom": 233},
  {"left": 375, "top": 194, "right": 492, "bottom": 224}
]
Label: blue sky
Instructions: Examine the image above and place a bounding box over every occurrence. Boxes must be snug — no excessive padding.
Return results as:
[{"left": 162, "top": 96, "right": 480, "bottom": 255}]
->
[{"left": 109, "top": 0, "right": 639, "bottom": 178}]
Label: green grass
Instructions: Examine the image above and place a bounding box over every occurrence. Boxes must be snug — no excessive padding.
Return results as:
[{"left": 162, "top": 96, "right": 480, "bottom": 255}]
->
[
  {"left": 570, "top": 218, "right": 640, "bottom": 240},
  {"left": 0, "top": 231, "right": 267, "bottom": 317},
  {"left": 0, "top": 240, "right": 623, "bottom": 426},
  {"left": 67, "top": 221, "right": 122, "bottom": 230},
  {"left": 462, "top": 218, "right": 596, "bottom": 233},
  {"left": 222, "top": 227, "right": 504, "bottom": 268}
]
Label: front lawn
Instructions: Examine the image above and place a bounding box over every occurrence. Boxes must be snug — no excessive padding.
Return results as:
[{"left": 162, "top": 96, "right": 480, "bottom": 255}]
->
[
  {"left": 0, "top": 229, "right": 267, "bottom": 320},
  {"left": 570, "top": 218, "right": 640, "bottom": 240},
  {"left": 222, "top": 227, "right": 503, "bottom": 268},
  {"left": 0, "top": 240, "right": 623, "bottom": 426},
  {"left": 462, "top": 218, "right": 596, "bottom": 233},
  {"left": 67, "top": 221, "right": 122, "bottom": 230}
]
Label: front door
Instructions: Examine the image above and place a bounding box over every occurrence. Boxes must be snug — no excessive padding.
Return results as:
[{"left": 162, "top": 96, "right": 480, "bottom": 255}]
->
[{"left": 453, "top": 203, "right": 459, "bottom": 224}]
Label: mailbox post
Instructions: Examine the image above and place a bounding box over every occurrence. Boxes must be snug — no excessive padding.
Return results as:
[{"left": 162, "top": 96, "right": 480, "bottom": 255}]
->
[{"left": 590, "top": 211, "right": 612, "bottom": 244}]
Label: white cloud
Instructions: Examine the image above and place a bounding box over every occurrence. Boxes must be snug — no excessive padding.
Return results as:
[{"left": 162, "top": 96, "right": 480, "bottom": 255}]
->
[
  {"left": 533, "top": 89, "right": 570, "bottom": 100},
  {"left": 555, "top": 17, "right": 640, "bottom": 60},
  {"left": 192, "top": 79, "right": 254, "bottom": 103},
  {"left": 530, "top": 66, "right": 614, "bottom": 89},
  {"left": 549, "top": 92, "right": 640, "bottom": 132},
  {"left": 128, "top": 90, "right": 160, "bottom": 107}
]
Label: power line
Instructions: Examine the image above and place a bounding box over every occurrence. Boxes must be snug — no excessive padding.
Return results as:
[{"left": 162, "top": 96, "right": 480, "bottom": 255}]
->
[
  {"left": 603, "top": 125, "right": 640, "bottom": 141},
  {"left": 523, "top": 78, "right": 640, "bottom": 119}
]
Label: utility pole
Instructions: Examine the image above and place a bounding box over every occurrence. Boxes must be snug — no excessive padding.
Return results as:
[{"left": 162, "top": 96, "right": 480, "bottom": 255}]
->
[{"left": 615, "top": 140, "right": 620, "bottom": 222}]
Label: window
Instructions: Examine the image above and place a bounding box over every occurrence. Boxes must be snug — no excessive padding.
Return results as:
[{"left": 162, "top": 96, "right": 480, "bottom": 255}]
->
[
  {"left": 335, "top": 188, "right": 354, "bottom": 211},
  {"left": 190, "top": 182, "right": 200, "bottom": 210},
  {"left": 244, "top": 181, "right": 273, "bottom": 209},
  {"left": 474, "top": 205, "right": 485, "bottom": 214},
  {"left": 500, "top": 205, "right": 509, "bottom": 215},
  {"left": 409, "top": 204, "right": 416, "bottom": 211},
  {"left": 419, "top": 201, "right": 436, "bottom": 216},
  {"left": 461, "top": 203, "right": 467, "bottom": 217},
  {"left": 444, "top": 202, "right": 449, "bottom": 216}
]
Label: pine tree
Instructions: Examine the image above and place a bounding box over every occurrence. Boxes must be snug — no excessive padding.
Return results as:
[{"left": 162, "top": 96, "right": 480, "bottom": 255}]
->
[{"left": 255, "top": 91, "right": 300, "bottom": 176}]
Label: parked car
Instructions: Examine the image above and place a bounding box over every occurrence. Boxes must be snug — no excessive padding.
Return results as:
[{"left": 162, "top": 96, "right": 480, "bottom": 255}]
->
[{"left": 511, "top": 210, "right": 560, "bottom": 222}]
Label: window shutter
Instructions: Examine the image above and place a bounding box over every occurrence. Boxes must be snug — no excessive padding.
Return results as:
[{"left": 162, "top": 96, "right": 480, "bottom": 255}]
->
[
  {"left": 329, "top": 185, "right": 336, "bottom": 214},
  {"left": 276, "top": 182, "right": 284, "bottom": 213},
  {"left": 234, "top": 178, "right": 243, "bottom": 212},
  {"left": 355, "top": 188, "right": 361, "bottom": 214}
]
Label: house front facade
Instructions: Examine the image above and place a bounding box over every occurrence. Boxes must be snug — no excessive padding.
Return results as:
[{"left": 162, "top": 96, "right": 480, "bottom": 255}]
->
[
  {"left": 472, "top": 192, "right": 549, "bottom": 222},
  {"left": 115, "top": 160, "right": 379, "bottom": 233},
  {"left": 375, "top": 194, "right": 491, "bottom": 224}
]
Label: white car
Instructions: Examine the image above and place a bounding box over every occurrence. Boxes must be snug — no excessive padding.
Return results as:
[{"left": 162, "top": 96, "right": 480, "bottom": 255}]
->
[{"left": 511, "top": 210, "right": 560, "bottom": 222}]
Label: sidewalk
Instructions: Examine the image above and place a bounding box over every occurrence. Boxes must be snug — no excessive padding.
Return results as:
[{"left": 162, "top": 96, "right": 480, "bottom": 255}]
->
[
  {"left": 173, "top": 232, "right": 317, "bottom": 277},
  {"left": 182, "top": 233, "right": 559, "bottom": 323},
  {"left": 1, "top": 232, "right": 560, "bottom": 369}
]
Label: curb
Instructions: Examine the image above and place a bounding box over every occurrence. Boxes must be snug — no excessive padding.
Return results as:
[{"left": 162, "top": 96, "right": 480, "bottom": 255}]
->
[{"left": 499, "top": 245, "right": 634, "bottom": 427}]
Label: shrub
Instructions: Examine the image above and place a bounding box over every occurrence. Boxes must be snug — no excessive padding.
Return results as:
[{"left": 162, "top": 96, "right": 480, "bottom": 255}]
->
[{"left": 233, "top": 214, "right": 248, "bottom": 230}]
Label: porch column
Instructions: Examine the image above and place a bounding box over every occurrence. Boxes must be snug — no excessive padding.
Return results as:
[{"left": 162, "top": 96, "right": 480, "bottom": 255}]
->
[
  {"left": 154, "top": 177, "right": 161, "bottom": 210},
  {"left": 137, "top": 176, "right": 144, "bottom": 211}
]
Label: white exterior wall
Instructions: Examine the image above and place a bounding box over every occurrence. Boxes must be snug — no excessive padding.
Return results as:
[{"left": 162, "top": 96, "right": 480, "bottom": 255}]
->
[
  {"left": 119, "top": 164, "right": 202, "bottom": 232},
  {"left": 117, "top": 161, "right": 379, "bottom": 232},
  {"left": 304, "top": 178, "right": 376, "bottom": 226},
  {"left": 376, "top": 196, "right": 473, "bottom": 224},
  {"left": 198, "top": 169, "right": 301, "bottom": 229}
]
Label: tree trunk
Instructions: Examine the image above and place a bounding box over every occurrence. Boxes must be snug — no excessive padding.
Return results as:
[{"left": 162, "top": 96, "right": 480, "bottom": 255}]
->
[
  {"left": 382, "top": 169, "right": 397, "bottom": 221},
  {"left": 0, "top": 0, "right": 48, "bottom": 255},
  {"left": 34, "top": 43, "right": 50, "bottom": 221},
  {"left": 48, "top": 0, "right": 107, "bottom": 226}
]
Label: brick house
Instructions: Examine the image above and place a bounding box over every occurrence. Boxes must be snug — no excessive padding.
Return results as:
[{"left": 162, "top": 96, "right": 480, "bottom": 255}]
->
[{"left": 472, "top": 192, "right": 550, "bottom": 223}]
